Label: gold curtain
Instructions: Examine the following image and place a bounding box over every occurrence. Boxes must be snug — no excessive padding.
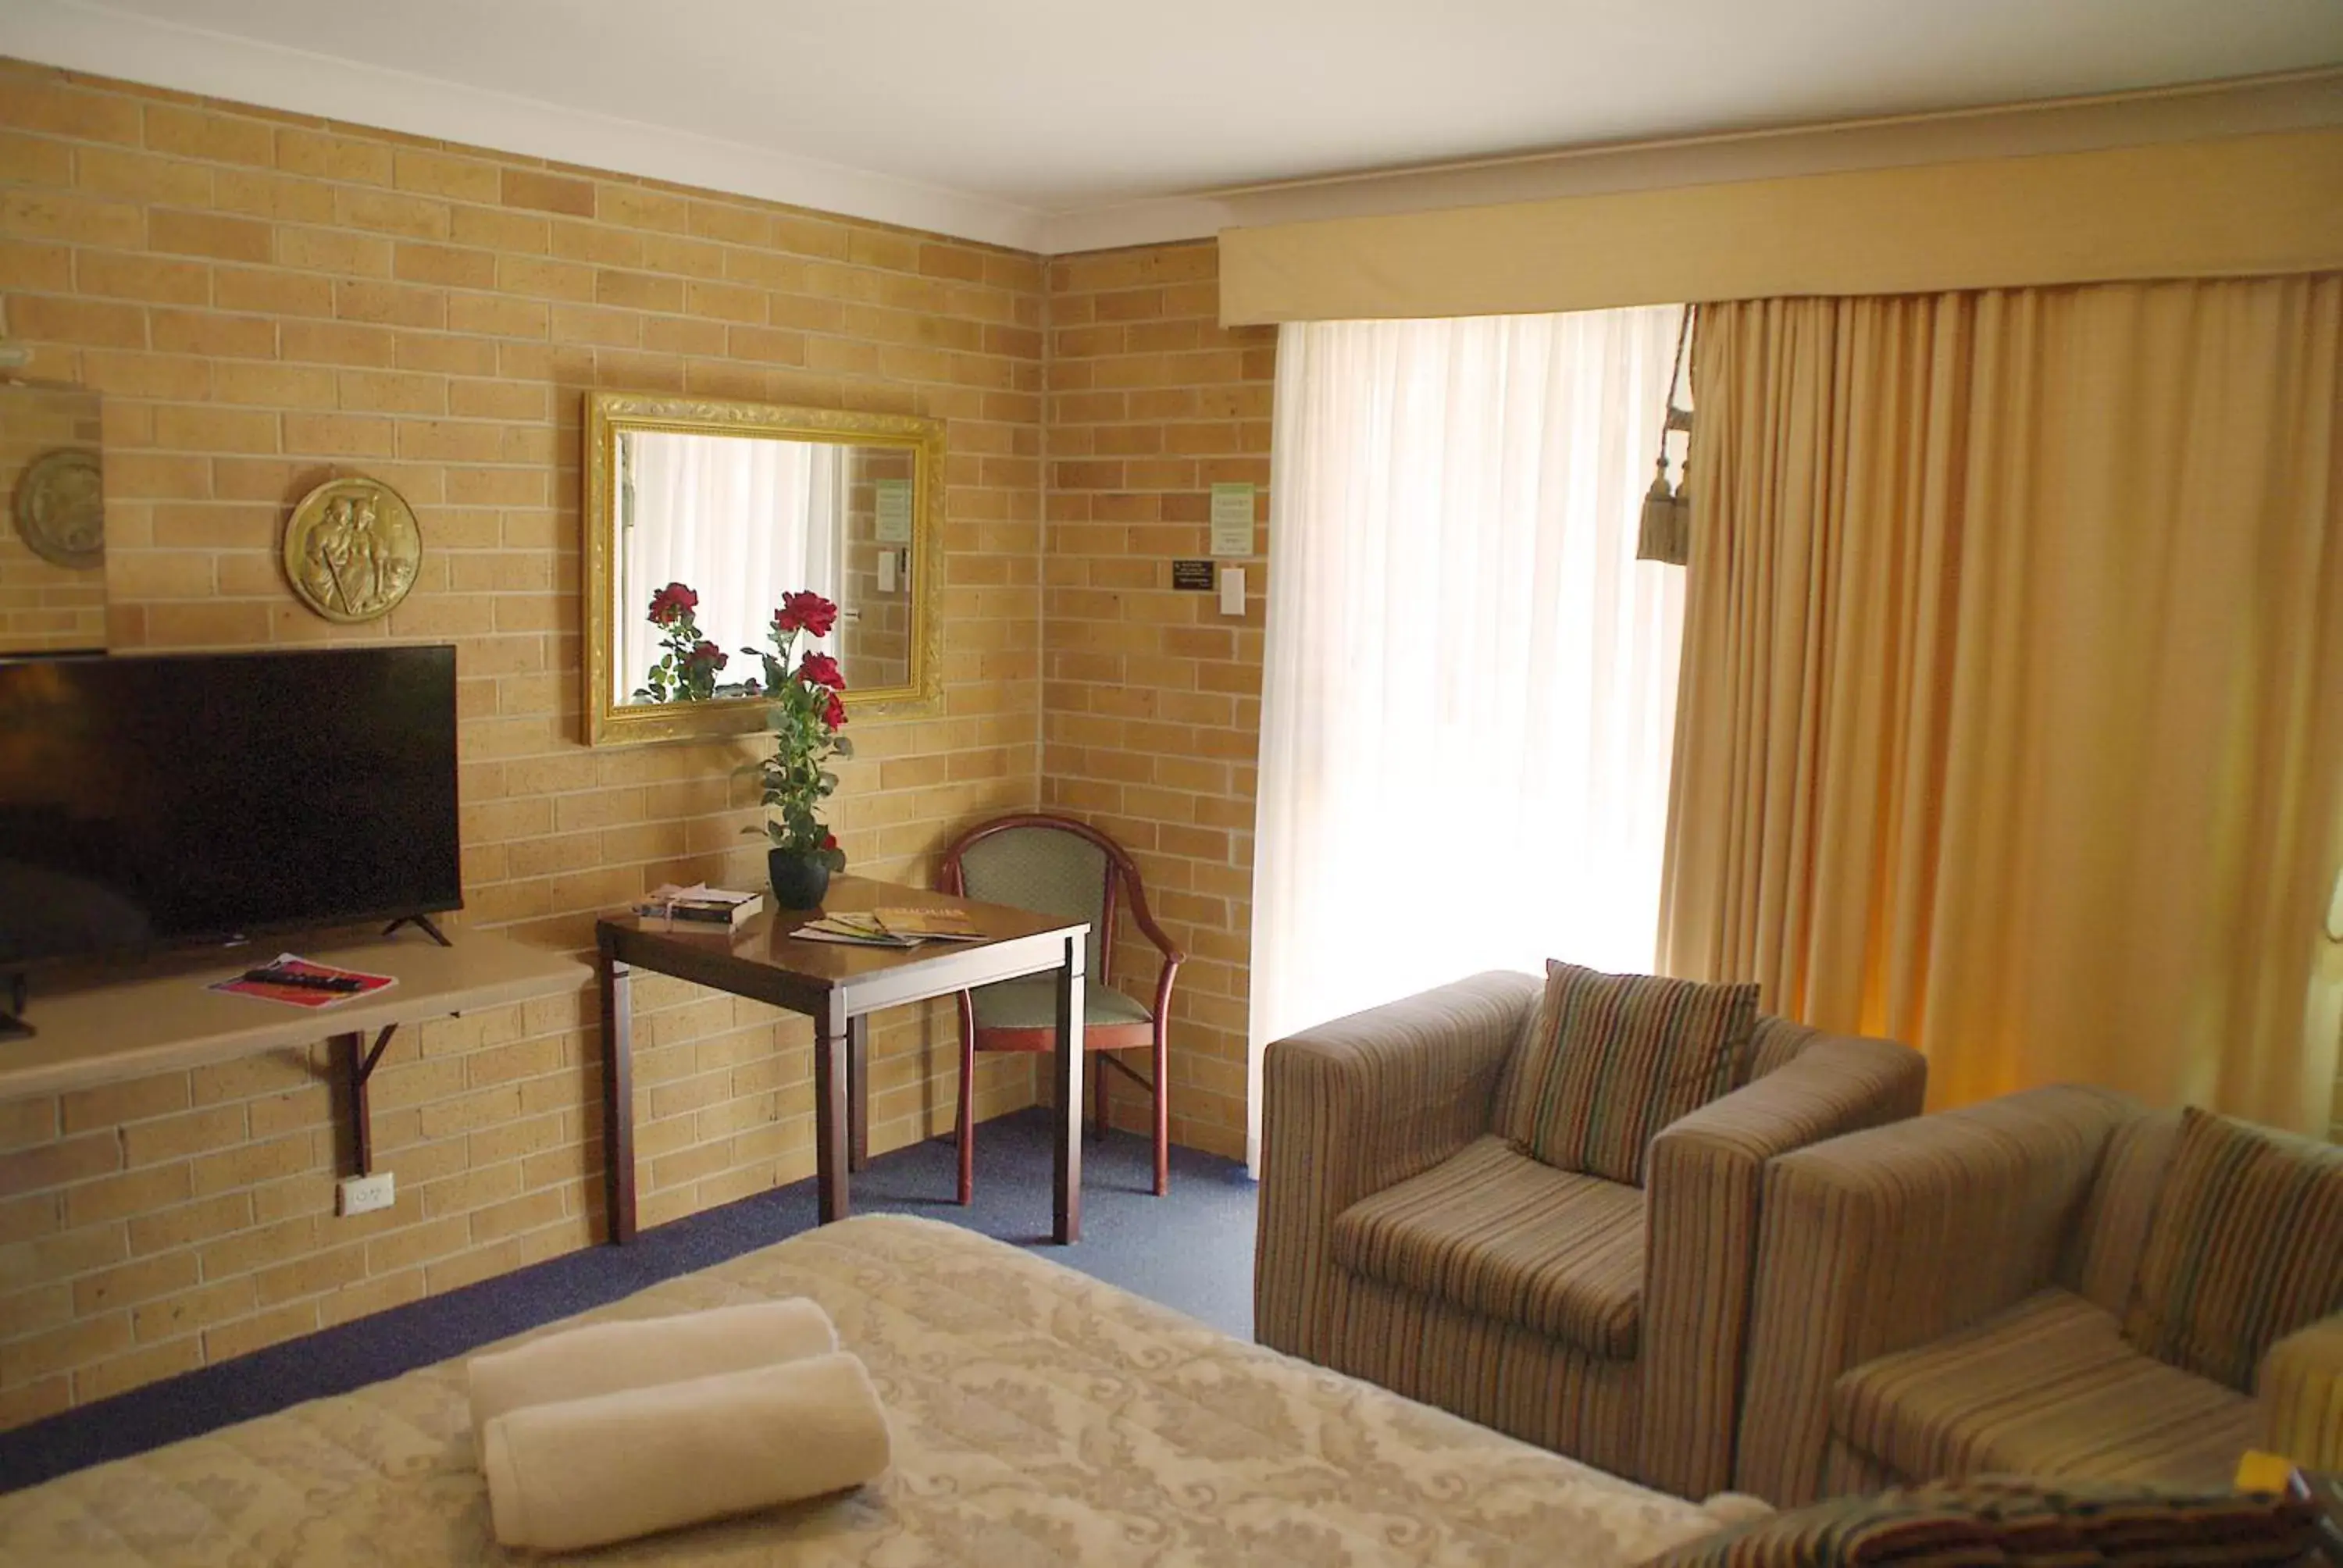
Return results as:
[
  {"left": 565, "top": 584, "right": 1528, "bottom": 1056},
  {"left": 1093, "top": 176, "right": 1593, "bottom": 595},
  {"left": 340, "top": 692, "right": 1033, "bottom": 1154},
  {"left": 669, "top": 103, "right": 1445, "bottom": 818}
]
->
[{"left": 1659, "top": 276, "right": 2343, "bottom": 1133}]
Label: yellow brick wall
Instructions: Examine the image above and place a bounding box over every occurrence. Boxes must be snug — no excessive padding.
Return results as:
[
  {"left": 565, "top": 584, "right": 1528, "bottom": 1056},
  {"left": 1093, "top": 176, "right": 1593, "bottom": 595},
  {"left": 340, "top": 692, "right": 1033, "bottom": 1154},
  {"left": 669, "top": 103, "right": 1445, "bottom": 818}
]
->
[
  {"left": 0, "top": 58, "right": 1045, "bottom": 1427},
  {"left": 1040, "top": 242, "right": 1275, "bottom": 1160}
]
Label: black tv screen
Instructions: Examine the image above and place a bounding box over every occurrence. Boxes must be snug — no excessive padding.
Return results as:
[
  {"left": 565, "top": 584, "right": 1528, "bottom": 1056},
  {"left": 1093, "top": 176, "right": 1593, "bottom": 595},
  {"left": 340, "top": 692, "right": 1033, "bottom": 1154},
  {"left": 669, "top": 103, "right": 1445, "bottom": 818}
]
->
[{"left": 0, "top": 645, "right": 461, "bottom": 968}]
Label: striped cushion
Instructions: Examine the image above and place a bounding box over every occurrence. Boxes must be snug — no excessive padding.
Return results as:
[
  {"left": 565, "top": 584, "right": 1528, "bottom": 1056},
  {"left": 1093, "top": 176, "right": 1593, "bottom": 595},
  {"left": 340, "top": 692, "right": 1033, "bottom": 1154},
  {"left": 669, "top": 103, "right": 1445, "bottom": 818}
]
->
[
  {"left": 2122, "top": 1107, "right": 2343, "bottom": 1393},
  {"left": 1331, "top": 1135, "right": 1644, "bottom": 1356},
  {"left": 1831, "top": 1288, "right": 2257, "bottom": 1491},
  {"left": 1494, "top": 960, "right": 1758, "bottom": 1185},
  {"left": 1643, "top": 1476, "right": 2323, "bottom": 1566}
]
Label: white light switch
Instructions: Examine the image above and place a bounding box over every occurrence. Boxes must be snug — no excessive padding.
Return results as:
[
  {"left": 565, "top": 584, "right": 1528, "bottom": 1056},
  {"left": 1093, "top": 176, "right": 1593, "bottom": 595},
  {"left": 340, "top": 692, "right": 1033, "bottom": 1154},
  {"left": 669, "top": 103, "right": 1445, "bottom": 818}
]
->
[
  {"left": 878, "top": 550, "right": 898, "bottom": 593},
  {"left": 1218, "top": 565, "right": 1246, "bottom": 617}
]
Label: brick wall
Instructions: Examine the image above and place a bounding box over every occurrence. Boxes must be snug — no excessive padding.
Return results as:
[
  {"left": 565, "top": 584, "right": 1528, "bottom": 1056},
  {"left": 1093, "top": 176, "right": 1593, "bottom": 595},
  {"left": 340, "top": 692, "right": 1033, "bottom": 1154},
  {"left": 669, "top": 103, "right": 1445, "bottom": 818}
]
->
[
  {"left": 0, "top": 58, "right": 1046, "bottom": 1427},
  {"left": 1040, "top": 242, "right": 1275, "bottom": 1160}
]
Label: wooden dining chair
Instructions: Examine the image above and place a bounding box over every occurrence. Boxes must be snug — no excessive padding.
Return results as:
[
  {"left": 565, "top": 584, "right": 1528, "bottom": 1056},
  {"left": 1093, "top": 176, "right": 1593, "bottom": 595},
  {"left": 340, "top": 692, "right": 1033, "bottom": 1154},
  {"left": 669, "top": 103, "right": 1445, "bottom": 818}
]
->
[{"left": 940, "top": 813, "right": 1184, "bottom": 1203}]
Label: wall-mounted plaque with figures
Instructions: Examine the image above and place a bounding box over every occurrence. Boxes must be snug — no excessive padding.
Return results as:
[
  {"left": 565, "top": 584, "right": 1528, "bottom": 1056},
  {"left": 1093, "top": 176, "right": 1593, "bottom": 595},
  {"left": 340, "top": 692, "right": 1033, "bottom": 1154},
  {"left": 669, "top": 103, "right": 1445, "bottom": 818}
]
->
[{"left": 283, "top": 476, "right": 423, "bottom": 625}]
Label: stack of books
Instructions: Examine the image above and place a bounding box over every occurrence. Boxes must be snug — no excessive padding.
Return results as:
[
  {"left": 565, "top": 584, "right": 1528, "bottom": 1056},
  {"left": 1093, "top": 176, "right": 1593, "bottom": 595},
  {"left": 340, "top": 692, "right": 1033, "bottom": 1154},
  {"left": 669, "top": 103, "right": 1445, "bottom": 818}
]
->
[
  {"left": 792, "top": 907, "right": 986, "bottom": 947},
  {"left": 633, "top": 884, "right": 765, "bottom": 928}
]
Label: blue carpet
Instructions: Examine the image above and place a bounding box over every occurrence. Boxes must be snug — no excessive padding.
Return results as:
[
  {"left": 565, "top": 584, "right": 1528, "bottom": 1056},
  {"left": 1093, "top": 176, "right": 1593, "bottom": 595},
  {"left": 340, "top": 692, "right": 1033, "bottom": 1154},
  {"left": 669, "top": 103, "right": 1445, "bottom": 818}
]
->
[{"left": 0, "top": 1108, "right": 1257, "bottom": 1493}]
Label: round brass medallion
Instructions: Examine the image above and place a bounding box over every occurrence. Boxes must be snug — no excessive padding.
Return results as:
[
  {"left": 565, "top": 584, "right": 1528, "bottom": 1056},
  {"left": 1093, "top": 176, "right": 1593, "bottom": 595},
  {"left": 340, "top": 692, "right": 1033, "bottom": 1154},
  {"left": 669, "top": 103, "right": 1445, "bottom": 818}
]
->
[
  {"left": 283, "top": 476, "right": 422, "bottom": 624},
  {"left": 12, "top": 447, "right": 105, "bottom": 571}
]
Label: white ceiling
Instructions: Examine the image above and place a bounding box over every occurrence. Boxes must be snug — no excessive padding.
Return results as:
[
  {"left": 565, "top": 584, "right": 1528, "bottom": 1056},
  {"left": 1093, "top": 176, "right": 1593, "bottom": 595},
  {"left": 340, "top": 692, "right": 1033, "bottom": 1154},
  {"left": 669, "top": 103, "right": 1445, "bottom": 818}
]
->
[{"left": 7, "top": 0, "right": 2342, "bottom": 251}]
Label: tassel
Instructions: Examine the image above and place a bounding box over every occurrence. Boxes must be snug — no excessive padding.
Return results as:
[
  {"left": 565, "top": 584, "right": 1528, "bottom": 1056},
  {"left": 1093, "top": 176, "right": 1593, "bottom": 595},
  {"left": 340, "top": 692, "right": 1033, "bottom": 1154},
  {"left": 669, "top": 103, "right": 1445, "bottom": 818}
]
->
[
  {"left": 1635, "top": 305, "right": 1696, "bottom": 566},
  {"left": 1637, "top": 460, "right": 1682, "bottom": 564}
]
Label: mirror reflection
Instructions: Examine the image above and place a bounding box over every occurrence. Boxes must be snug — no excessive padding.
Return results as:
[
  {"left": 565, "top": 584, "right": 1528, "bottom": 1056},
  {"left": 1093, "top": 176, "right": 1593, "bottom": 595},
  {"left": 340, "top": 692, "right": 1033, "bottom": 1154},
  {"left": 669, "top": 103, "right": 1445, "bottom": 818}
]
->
[
  {"left": 583, "top": 394, "right": 943, "bottom": 748},
  {"left": 612, "top": 431, "right": 915, "bottom": 707},
  {"left": 0, "top": 381, "right": 105, "bottom": 654}
]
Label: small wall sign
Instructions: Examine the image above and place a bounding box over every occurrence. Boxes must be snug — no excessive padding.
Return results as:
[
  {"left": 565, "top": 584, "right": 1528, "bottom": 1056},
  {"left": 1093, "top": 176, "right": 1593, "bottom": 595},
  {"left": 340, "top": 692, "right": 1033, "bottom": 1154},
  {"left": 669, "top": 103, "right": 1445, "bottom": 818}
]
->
[
  {"left": 1209, "top": 483, "right": 1255, "bottom": 558},
  {"left": 1171, "top": 559, "right": 1215, "bottom": 591},
  {"left": 873, "top": 477, "right": 913, "bottom": 543}
]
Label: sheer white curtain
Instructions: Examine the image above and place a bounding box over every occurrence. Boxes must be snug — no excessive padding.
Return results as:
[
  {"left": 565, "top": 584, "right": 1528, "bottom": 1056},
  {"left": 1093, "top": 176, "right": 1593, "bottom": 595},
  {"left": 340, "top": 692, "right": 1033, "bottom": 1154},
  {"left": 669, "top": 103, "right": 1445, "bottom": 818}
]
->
[
  {"left": 1246, "top": 308, "right": 1688, "bottom": 1170},
  {"left": 616, "top": 433, "right": 842, "bottom": 700}
]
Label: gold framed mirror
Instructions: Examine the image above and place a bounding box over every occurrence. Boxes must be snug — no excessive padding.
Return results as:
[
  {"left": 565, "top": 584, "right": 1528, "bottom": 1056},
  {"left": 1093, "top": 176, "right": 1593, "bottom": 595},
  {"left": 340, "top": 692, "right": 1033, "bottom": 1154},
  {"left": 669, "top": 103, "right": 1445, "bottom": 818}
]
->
[{"left": 583, "top": 393, "right": 943, "bottom": 747}]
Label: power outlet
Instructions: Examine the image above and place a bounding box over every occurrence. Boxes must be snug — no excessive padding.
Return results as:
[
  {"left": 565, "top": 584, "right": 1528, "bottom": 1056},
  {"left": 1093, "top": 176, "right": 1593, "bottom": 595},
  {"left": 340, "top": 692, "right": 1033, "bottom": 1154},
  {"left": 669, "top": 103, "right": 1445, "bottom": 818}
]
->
[{"left": 337, "top": 1171, "right": 395, "bottom": 1217}]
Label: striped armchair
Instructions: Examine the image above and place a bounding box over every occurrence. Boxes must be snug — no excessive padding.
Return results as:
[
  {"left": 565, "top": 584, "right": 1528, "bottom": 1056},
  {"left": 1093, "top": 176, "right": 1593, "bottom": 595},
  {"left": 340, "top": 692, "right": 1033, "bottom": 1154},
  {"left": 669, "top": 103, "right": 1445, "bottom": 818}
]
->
[
  {"left": 1735, "top": 1086, "right": 2343, "bottom": 1508},
  {"left": 1254, "top": 971, "right": 1925, "bottom": 1501}
]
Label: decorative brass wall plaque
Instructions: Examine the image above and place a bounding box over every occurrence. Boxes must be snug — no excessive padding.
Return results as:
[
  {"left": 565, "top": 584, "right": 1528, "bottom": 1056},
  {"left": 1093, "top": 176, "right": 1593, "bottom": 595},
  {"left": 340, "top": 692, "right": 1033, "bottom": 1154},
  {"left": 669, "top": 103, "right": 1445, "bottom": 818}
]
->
[
  {"left": 283, "top": 476, "right": 422, "bottom": 624},
  {"left": 12, "top": 447, "right": 104, "bottom": 571}
]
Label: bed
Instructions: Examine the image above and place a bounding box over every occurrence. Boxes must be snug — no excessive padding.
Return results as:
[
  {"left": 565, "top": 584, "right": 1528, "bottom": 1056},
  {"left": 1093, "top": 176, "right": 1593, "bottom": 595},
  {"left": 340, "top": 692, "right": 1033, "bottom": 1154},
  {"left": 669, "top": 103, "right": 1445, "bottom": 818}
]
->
[{"left": 0, "top": 1215, "right": 1741, "bottom": 1565}]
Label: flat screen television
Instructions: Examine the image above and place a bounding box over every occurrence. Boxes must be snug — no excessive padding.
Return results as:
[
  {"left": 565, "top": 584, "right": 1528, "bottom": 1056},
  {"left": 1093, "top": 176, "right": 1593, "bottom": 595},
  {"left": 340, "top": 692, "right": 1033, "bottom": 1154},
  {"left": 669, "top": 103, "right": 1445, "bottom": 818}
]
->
[{"left": 0, "top": 645, "right": 461, "bottom": 976}]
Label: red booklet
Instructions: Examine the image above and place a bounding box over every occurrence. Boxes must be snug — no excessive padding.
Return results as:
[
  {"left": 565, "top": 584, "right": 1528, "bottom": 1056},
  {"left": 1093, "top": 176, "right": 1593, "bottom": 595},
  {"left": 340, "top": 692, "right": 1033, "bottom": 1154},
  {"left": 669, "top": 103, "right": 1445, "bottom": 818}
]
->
[{"left": 209, "top": 953, "right": 398, "bottom": 1010}]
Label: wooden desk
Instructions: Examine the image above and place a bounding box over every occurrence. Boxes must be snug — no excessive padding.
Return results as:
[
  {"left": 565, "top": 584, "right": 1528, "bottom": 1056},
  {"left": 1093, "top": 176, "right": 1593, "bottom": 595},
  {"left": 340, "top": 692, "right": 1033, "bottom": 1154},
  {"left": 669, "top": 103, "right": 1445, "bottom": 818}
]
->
[
  {"left": 597, "top": 875, "right": 1087, "bottom": 1245},
  {"left": 0, "top": 931, "right": 590, "bottom": 1173}
]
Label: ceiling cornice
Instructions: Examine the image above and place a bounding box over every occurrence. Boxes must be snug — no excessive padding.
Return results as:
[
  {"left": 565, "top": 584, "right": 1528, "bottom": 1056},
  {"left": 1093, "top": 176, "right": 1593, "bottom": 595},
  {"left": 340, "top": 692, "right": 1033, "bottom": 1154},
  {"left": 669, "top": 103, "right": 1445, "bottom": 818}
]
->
[{"left": 5, "top": 0, "right": 2338, "bottom": 260}]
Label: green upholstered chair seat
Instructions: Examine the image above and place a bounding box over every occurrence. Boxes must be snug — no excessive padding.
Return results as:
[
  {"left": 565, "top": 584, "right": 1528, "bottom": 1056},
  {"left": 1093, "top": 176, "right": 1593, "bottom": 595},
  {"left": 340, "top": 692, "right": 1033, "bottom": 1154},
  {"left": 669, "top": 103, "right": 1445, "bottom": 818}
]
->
[{"left": 970, "top": 976, "right": 1152, "bottom": 1033}]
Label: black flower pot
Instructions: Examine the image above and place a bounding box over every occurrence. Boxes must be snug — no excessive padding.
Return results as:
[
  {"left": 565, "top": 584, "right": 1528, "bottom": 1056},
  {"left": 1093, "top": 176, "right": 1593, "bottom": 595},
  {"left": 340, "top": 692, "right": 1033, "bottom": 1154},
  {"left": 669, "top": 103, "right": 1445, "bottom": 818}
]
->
[{"left": 767, "top": 850, "right": 831, "bottom": 910}]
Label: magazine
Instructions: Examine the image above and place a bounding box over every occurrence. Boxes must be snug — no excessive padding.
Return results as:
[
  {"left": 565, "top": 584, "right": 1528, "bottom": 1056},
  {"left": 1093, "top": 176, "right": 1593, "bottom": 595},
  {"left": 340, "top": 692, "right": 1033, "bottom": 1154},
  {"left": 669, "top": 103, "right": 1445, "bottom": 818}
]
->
[
  {"left": 870, "top": 907, "right": 985, "bottom": 942},
  {"left": 210, "top": 953, "right": 398, "bottom": 1010},
  {"left": 791, "top": 913, "right": 922, "bottom": 948}
]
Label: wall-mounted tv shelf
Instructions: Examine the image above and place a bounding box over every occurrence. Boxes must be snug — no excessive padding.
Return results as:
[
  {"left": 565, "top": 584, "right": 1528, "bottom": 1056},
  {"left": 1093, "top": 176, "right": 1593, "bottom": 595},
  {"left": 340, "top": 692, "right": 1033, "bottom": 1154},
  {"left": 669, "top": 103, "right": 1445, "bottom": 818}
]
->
[{"left": 0, "top": 931, "right": 590, "bottom": 1179}]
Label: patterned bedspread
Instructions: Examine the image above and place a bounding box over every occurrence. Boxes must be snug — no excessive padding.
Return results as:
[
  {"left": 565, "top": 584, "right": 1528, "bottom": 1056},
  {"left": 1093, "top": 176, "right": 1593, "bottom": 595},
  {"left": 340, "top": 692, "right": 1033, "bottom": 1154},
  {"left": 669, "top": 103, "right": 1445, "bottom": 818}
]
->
[{"left": 0, "top": 1215, "right": 1734, "bottom": 1565}]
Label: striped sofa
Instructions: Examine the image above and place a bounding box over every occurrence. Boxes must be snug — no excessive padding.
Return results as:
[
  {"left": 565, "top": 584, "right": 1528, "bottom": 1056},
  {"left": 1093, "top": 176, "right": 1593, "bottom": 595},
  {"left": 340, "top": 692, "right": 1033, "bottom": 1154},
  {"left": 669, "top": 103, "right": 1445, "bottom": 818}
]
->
[
  {"left": 1735, "top": 1085, "right": 2343, "bottom": 1507},
  {"left": 1254, "top": 970, "right": 1925, "bottom": 1501}
]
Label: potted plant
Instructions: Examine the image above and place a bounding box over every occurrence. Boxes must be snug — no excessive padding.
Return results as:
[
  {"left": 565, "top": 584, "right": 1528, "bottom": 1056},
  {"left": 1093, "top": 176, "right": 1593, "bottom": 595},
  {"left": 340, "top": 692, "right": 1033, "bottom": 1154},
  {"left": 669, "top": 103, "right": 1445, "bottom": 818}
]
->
[{"left": 741, "top": 590, "right": 850, "bottom": 907}]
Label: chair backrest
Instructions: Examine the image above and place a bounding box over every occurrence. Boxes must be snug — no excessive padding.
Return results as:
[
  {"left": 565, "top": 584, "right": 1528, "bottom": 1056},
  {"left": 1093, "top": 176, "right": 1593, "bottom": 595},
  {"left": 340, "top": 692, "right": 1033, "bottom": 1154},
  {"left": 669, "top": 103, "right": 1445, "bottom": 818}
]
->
[
  {"left": 2059, "top": 1105, "right": 2179, "bottom": 1316},
  {"left": 945, "top": 815, "right": 1123, "bottom": 985}
]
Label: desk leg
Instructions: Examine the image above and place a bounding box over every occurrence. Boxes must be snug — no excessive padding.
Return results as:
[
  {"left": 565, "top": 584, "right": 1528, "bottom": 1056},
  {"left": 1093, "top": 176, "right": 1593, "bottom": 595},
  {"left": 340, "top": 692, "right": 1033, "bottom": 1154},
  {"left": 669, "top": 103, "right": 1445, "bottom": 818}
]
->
[
  {"left": 815, "top": 998, "right": 851, "bottom": 1225},
  {"left": 847, "top": 1014, "right": 868, "bottom": 1174},
  {"left": 1053, "top": 932, "right": 1086, "bottom": 1245},
  {"left": 599, "top": 949, "right": 637, "bottom": 1245}
]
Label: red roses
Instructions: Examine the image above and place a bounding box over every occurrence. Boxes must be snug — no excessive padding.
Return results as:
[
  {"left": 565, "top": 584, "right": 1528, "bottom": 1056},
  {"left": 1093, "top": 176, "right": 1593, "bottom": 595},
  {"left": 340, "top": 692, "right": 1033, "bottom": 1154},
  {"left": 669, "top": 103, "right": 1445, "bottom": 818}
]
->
[
  {"left": 797, "top": 648, "right": 847, "bottom": 732},
  {"left": 635, "top": 582, "right": 726, "bottom": 703},
  {"left": 774, "top": 590, "right": 838, "bottom": 640}
]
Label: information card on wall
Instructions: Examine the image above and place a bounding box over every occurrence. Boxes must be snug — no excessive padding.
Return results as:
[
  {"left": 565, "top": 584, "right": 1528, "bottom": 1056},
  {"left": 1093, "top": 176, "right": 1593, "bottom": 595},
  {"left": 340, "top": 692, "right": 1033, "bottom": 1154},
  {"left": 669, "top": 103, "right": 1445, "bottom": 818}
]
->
[
  {"left": 1209, "top": 483, "right": 1255, "bottom": 558},
  {"left": 874, "top": 478, "right": 913, "bottom": 543}
]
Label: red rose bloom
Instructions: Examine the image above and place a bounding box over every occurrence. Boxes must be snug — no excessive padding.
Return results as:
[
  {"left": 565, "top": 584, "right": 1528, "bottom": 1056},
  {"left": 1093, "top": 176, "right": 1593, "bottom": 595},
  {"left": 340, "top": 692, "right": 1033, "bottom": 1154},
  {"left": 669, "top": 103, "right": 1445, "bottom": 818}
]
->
[
  {"left": 647, "top": 582, "right": 697, "bottom": 627},
  {"left": 797, "top": 651, "right": 844, "bottom": 691},
  {"left": 773, "top": 590, "right": 839, "bottom": 640},
  {"left": 822, "top": 692, "right": 847, "bottom": 730},
  {"left": 689, "top": 640, "right": 726, "bottom": 670},
  {"left": 822, "top": 832, "right": 838, "bottom": 850}
]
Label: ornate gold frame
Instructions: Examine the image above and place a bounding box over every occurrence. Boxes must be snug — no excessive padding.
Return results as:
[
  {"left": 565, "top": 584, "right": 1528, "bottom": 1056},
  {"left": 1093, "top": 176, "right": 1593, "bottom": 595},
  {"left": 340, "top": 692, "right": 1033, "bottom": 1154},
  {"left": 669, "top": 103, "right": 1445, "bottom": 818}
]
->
[{"left": 582, "top": 391, "right": 946, "bottom": 748}]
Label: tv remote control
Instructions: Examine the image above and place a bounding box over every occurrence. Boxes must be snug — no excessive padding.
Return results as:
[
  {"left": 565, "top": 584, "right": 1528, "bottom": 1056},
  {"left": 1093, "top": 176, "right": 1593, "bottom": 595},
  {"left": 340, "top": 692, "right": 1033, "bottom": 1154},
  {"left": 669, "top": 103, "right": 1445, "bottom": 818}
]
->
[{"left": 241, "top": 966, "right": 366, "bottom": 993}]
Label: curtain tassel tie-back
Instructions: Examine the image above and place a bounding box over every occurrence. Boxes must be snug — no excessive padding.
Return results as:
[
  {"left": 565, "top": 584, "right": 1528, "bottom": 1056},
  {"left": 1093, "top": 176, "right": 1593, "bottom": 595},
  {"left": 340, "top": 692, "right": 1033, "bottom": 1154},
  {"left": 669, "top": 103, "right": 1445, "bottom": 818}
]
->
[{"left": 1637, "top": 305, "right": 1696, "bottom": 565}]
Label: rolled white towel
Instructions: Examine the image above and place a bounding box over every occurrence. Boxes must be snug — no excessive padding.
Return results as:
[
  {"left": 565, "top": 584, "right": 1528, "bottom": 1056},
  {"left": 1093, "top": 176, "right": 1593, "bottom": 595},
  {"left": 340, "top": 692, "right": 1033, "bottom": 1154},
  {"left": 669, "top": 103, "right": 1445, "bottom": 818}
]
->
[
  {"left": 481, "top": 1350, "right": 891, "bottom": 1552},
  {"left": 466, "top": 1299, "right": 837, "bottom": 1438}
]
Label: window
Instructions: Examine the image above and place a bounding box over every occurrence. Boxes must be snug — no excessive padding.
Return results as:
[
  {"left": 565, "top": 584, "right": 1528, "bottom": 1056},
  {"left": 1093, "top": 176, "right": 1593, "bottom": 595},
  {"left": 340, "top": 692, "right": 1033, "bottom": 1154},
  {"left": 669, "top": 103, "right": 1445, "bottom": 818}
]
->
[{"left": 1246, "top": 308, "right": 1688, "bottom": 1167}]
